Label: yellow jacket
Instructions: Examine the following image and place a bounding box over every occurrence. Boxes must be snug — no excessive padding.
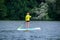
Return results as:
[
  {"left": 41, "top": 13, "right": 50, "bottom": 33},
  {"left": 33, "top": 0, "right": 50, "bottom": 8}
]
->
[{"left": 25, "top": 14, "right": 31, "bottom": 21}]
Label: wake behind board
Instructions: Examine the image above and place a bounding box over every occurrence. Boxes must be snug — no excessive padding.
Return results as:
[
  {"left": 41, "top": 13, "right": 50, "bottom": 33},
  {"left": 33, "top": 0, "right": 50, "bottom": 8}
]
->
[{"left": 17, "top": 27, "right": 41, "bottom": 31}]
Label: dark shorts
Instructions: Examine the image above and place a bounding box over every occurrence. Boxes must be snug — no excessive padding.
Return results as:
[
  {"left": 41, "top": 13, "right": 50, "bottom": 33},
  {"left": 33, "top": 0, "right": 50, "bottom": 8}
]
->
[{"left": 26, "top": 21, "right": 30, "bottom": 22}]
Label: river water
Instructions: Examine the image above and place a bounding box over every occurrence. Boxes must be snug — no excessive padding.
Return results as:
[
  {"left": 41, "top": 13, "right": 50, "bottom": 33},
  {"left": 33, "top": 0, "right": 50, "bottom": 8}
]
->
[{"left": 0, "top": 21, "right": 60, "bottom": 40}]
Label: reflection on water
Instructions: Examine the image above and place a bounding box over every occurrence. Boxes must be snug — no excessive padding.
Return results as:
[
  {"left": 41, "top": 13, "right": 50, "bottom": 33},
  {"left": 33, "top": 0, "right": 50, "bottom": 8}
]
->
[{"left": 0, "top": 21, "right": 60, "bottom": 40}]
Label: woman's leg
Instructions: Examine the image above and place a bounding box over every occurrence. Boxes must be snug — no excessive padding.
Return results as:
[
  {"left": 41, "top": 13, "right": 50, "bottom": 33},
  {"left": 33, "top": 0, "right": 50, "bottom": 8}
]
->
[
  {"left": 26, "top": 22, "right": 30, "bottom": 28},
  {"left": 27, "top": 22, "right": 30, "bottom": 28}
]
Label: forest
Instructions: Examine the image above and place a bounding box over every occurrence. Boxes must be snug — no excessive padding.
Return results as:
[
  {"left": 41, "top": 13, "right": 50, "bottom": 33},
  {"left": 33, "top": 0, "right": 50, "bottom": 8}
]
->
[{"left": 0, "top": 0, "right": 60, "bottom": 21}]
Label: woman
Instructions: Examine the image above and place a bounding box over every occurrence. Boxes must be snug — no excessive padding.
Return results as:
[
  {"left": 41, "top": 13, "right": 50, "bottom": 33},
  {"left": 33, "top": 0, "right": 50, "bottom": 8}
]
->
[{"left": 25, "top": 12, "right": 31, "bottom": 28}]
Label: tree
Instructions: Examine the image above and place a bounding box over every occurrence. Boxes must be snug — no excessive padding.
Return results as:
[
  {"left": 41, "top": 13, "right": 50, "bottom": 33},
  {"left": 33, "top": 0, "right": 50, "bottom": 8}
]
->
[{"left": 0, "top": 0, "right": 7, "bottom": 20}]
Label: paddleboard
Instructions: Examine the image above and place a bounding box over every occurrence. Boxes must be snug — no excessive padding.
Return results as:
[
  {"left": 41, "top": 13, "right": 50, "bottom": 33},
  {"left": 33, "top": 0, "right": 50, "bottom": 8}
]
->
[{"left": 17, "top": 27, "right": 41, "bottom": 30}]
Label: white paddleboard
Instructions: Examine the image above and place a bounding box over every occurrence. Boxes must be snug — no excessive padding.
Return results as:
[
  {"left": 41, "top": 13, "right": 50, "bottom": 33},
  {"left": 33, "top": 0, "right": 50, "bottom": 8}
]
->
[{"left": 17, "top": 27, "right": 41, "bottom": 30}]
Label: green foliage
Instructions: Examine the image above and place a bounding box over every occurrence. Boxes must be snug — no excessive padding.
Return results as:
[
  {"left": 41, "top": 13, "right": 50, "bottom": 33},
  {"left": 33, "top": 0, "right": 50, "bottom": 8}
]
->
[
  {"left": 0, "top": 0, "right": 7, "bottom": 20},
  {"left": 0, "top": 0, "right": 59, "bottom": 21},
  {"left": 0, "top": 0, "right": 4, "bottom": 4}
]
